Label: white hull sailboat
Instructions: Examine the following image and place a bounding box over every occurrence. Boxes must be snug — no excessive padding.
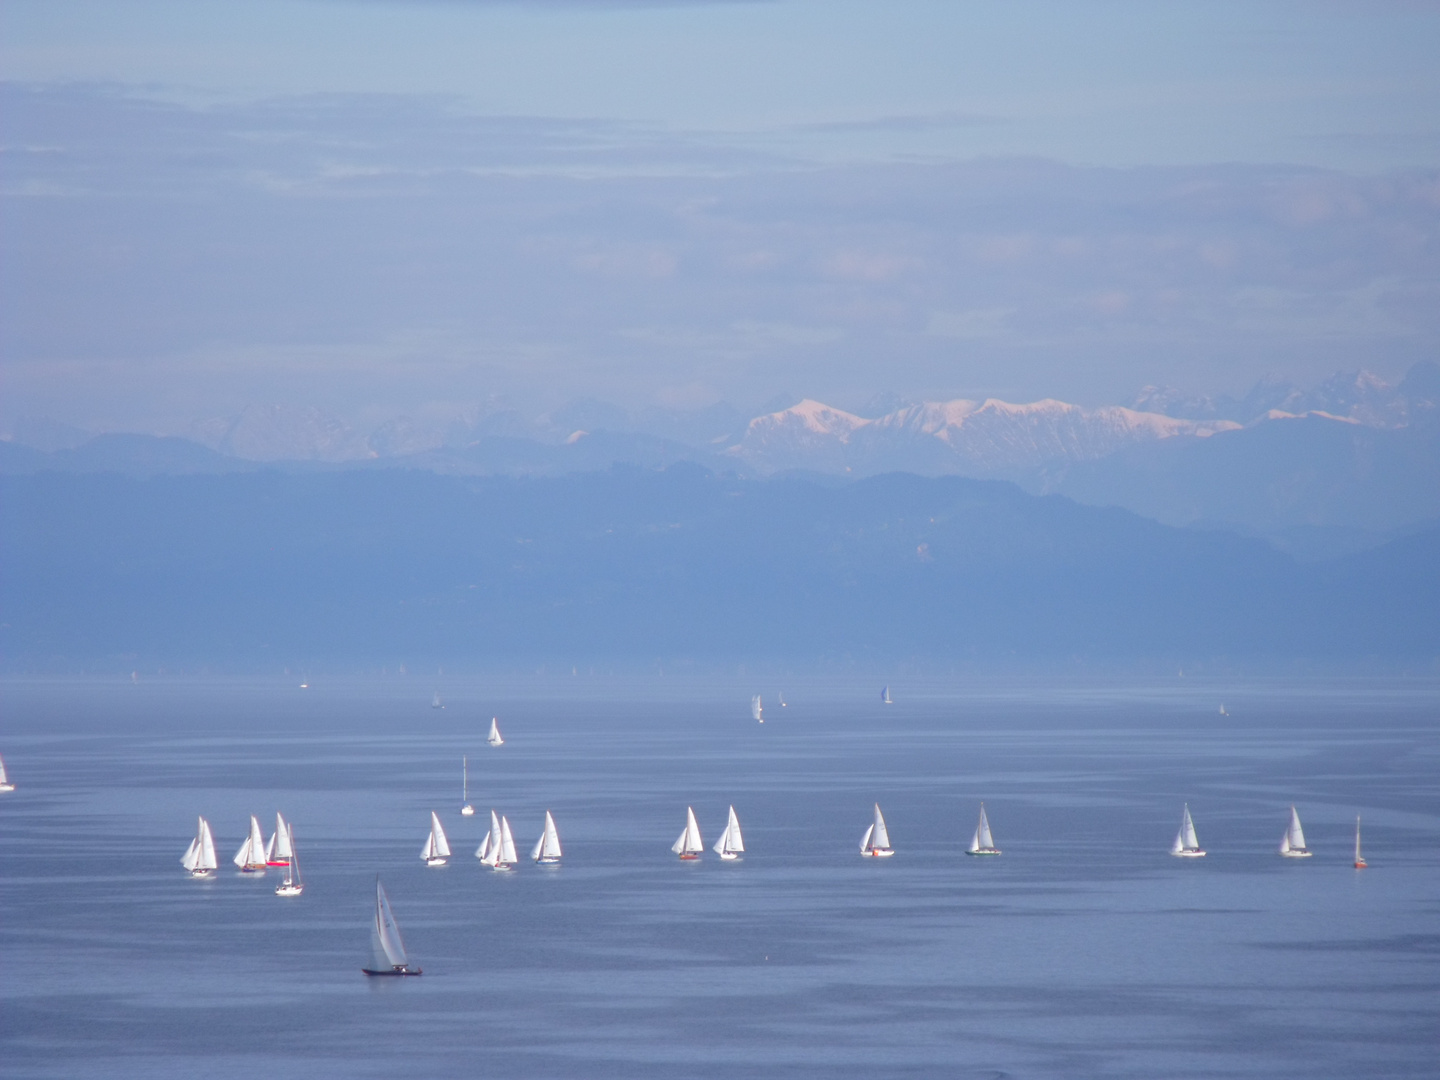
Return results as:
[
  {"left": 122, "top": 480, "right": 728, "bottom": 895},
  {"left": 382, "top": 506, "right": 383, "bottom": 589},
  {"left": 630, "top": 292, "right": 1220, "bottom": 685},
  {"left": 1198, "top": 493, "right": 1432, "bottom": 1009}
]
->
[
  {"left": 530, "top": 810, "right": 563, "bottom": 864},
  {"left": 672, "top": 806, "right": 704, "bottom": 860},
  {"left": 487, "top": 717, "right": 504, "bottom": 747},
  {"left": 1354, "top": 815, "right": 1367, "bottom": 869},
  {"left": 751, "top": 695, "right": 763, "bottom": 723},
  {"left": 881, "top": 686, "right": 893, "bottom": 705},
  {"left": 1279, "top": 805, "right": 1312, "bottom": 858},
  {"left": 234, "top": 815, "right": 269, "bottom": 872},
  {"left": 1169, "top": 803, "right": 1206, "bottom": 857},
  {"left": 967, "top": 803, "right": 1001, "bottom": 856},
  {"left": 265, "top": 812, "right": 294, "bottom": 866},
  {"left": 860, "top": 803, "right": 894, "bottom": 857},
  {"left": 362, "top": 878, "right": 421, "bottom": 976},
  {"left": 0, "top": 752, "right": 14, "bottom": 792},
  {"left": 275, "top": 824, "right": 304, "bottom": 896},
  {"left": 460, "top": 756, "right": 475, "bottom": 816},
  {"left": 182, "top": 816, "right": 219, "bottom": 877},
  {"left": 713, "top": 805, "right": 744, "bottom": 860},
  {"left": 432, "top": 692, "right": 444, "bottom": 709},
  {"left": 421, "top": 811, "right": 452, "bottom": 866},
  {"left": 476, "top": 810, "right": 518, "bottom": 869}
]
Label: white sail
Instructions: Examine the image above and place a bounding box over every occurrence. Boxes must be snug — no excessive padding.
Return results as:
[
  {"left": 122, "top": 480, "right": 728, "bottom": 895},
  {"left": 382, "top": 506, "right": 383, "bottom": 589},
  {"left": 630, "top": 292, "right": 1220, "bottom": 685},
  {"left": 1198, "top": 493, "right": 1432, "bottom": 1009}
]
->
[
  {"left": 432, "top": 692, "right": 443, "bottom": 709},
  {"left": 0, "top": 752, "right": 11, "bottom": 789},
  {"left": 267, "top": 812, "right": 294, "bottom": 863},
  {"left": 967, "top": 804, "right": 998, "bottom": 853},
  {"left": 234, "top": 815, "right": 267, "bottom": 869},
  {"left": 713, "top": 805, "right": 744, "bottom": 856},
  {"left": 182, "top": 836, "right": 201, "bottom": 870},
  {"left": 881, "top": 685, "right": 892, "bottom": 704},
  {"left": 476, "top": 829, "right": 493, "bottom": 862},
  {"left": 1170, "top": 827, "right": 1185, "bottom": 856},
  {"left": 870, "top": 804, "right": 891, "bottom": 851},
  {"left": 672, "top": 806, "right": 703, "bottom": 855},
  {"left": 487, "top": 718, "right": 504, "bottom": 747},
  {"left": 276, "top": 824, "right": 303, "bottom": 895},
  {"left": 859, "top": 823, "right": 874, "bottom": 851},
  {"left": 751, "top": 695, "right": 763, "bottom": 722},
  {"left": 478, "top": 811, "right": 502, "bottom": 865},
  {"left": 499, "top": 816, "right": 518, "bottom": 865},
  {"left": 198, "top": 817, "right": 217, "bottom": 870},
  {"left": 373, "top": 880, "right": 409, "bottom": 970},
  {"left": 422, "top": 811, "right": 451, "bottom": 861},
  {"left": 1182, "top": 805, "right": 1200, "bottom": 851},
  {"left": 1287, "top": 806, "right": 1307, "bottom": 852},
  {"left": 532, "top": 810, "right": 561, "bottom": 862}
]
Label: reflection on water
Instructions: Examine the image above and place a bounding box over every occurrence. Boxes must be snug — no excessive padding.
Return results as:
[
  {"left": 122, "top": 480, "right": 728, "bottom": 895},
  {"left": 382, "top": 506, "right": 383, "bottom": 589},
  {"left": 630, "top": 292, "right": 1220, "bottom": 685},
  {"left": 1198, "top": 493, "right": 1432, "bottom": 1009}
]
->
[{"left": 1, "top": 674, "right": 1437, "bottom": 1079}]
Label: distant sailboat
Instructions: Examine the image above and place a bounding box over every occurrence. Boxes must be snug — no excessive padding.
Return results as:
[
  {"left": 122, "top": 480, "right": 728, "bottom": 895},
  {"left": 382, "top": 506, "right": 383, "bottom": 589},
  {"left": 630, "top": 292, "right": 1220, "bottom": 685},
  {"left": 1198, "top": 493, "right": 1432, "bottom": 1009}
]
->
[
  {"left": 234, "top": 815, "right": 269, "bottom": 872},
  {"left": 1279, "top": 805, "right": 1312, "bottom": 858},
  {"left": 860, "top": 803, "right": 894, "bottom": 857},
  {"left": 487, "top": 718, "right": 504, "bottom": 747},
  {"left": 713, "top": 805, "right": 744, "bottom": 860},
  {"left": 0, "top": 753, "right": 13, "bottom": 792},
  {"left": 1169, "top": 803, "right": 1206, "bottom": 857},
  {"left": 672, "top": 806, "right": 703, "bottom": 859},
  {"left": 362, "top": 878, "right": 421, "bottom": 976},
  {"left": 530, "top": 810, "right": 562, "bottom": 864},
  {"left": 460, "top": 756, "right": 475, "bottom": 816},
  {"left": 275, "top": 825, "right": 304, "bottom": 896},
  {"left": 881, "top": 686, "right": 893, "bottom": 705},
  {"left": 1219, "top": 704, "right": 1228, "bottom": 716},
  {"left": 751, "top": 695, "right": 763, "bottom": 723},
  {"left": 421, "top": 811, "right": 452, "bottom": 866},
  {"left": 181, "top": 816, "right": 218, "bottom": 877},
  {"left": 266, "top": 812, "right": 294, "bottom": 866},
  {"left": 476, "top": 810, "right": 518, "bottom": 869},
  {"left": 967, "top": 803, "right": 1001, "bottom": 856},
  {"left": 1354, "top": 816, "right": 1367, "bottom": 869},
  {"left": 778, "top": 692, "right": 787, "bottom": 708},
  {"left": 432, "top": 692, "right": 444, "bottom": 709}
]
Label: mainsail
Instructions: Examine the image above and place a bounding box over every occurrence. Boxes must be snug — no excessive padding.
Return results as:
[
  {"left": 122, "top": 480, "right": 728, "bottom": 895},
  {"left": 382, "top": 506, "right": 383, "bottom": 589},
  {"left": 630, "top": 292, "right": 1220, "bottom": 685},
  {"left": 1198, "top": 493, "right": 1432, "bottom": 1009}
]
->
[
  {"left": 968, "top": 803, "right": 999, "bottom": 855},
  {"left": 0, "top": 752, "right": 12, "bottom": 791},
  {"left": 487, "top": 718, "right": 504, "bottom": 747},
  {"left": 531, "top": 811, "right": 562, "bottom": 862},
  {"left": 713, "top": 805, "right": 745, "bottom": 858},
  {"left": 371, "top": 879, "right": 410, "bottom": 971},
  {"left": 422, "top": 811, "right": 451, "bottom": 863},
  {"left": 1280, "top": 805, "right": 1310, "bottom": 856},
  {"left": 672, "top": 806, "right": 703, "bottom": 857},
  {"left": 266, "top": 812, "right": 294, "bottom": 865},
  {"left": 751, "top": 695, "right": 763, "bottom": 722}
]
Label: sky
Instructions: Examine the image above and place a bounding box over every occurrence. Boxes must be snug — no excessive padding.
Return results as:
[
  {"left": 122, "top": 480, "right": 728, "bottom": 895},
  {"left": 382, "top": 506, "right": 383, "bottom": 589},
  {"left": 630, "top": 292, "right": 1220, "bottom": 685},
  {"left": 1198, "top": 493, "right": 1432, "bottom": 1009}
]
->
[{"left": 2, "top": 0, "right": 1438, "bottom": 439}]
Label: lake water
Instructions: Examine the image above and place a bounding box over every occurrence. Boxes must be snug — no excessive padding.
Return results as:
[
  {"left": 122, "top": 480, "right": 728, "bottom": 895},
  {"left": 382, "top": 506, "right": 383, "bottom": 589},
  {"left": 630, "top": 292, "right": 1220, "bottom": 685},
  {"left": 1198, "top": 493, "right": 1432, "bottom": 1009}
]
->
[{"left": 1, "top": 674, "right": 1437, "bottom": 1079}]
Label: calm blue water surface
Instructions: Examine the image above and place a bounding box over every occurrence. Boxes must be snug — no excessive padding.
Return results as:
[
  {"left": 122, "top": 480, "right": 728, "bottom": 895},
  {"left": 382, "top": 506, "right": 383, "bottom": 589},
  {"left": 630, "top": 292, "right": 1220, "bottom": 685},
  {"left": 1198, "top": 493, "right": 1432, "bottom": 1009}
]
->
[{"left": 1, "top": 674, "right": 1437, "bottom": 1079}]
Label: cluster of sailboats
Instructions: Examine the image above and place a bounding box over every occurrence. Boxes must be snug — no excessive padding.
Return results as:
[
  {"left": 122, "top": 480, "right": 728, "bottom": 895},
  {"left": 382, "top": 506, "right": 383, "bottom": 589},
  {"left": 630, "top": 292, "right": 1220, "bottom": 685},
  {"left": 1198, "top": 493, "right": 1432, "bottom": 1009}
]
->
[{"left": 181, "top": 812, "right": 305, "bottom": 894}]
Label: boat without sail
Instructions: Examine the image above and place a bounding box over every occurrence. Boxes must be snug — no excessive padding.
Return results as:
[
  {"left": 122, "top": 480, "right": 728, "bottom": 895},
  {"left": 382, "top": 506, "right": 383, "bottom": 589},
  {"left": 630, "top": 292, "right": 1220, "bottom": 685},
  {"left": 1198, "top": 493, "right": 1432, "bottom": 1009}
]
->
[
  {"left": 860, "top": 803, "right": 894, "bottom": 857},
  {"left": 362, "top": 878, "right": 421, "bottom": 976},
  {"left": 234, "top": 815, "right": 269, "bottom": 872},
  {"left": 1279, "top": 805, "right": 1312, "bottom": 858},
  {"left": 1169, "top": 803, "right": 1205, "bottom": 857},
  {"left": 460, "top": 756, "right": 475, "bottom": 816},
  {"left": 266, "top": 812, "right": 294, "bottom": 866},
  {"left": 530, "top": 810, "right": 562, "bottom": 864},
  {"left": 713, "top": 805, "right": 745, "bottom": 860},
  {"left": 421, "top": 811, "right": 452, "bottom": 866},
  {"left": 967, "top": 803, "right": 1001, "bottom": 855},
  {"left": 181, "top": 816, "right": 219, "bottom": 877},
  {"left": 487, "top": 717, "right": 504, "bottom": 747},
  {"left": 275, "top": 824, "right": 304, "bottom": 896},
  {"left": 1354, "top": 815, "right": 1367, "bottom": 869},
  {"left": 672, "top": 806, "right": 703, "bottom": 859}
]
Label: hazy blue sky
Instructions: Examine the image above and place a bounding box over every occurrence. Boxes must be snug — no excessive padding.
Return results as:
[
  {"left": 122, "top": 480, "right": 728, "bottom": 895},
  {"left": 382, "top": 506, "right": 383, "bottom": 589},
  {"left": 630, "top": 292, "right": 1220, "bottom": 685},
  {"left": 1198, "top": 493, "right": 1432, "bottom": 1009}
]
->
[{"left": 3, "top": 1, "right": 1438, "bottom": 436}]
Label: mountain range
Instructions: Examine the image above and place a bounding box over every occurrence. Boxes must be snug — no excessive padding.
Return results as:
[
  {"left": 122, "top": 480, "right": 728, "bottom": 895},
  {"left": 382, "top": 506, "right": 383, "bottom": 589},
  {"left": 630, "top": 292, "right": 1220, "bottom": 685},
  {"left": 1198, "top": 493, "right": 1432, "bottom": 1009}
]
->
[{"left": 4, "top": 362, "right": 1437, "bottom": 558}]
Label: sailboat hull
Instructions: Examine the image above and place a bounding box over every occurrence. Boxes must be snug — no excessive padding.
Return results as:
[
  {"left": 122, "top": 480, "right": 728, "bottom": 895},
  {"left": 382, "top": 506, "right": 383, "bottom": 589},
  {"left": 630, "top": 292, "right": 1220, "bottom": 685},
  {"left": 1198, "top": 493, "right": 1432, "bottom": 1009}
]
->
[
  {"left": 1170, "top": 849, "right": 1206, "bottom": 858},
  {"left": 188, "top": 869, "right": 215, "bottom": 878},
  {"left": 1280, "top": 849, "right": 1312, "bottom": 858},
  {"left": 0, "top": 784, "right": 14, "bottom": 793},
  {"left": 362, "top": 967, "right": 422, "bottom": 977},
  {"left": 424, "top": 857, "right": 447, "bottom": 867},
  {"left": 861, "top": 849, "right": 894, "bottom": 858},
  {"left": 535, "top": 856, "right": 561, "bottom": 864},
  {"left": 718, "top": 851, "right": 740, "bottom": 861},
  {"left": 678, "top": 853, "right": 700, "bottom": 860},
  {"left": 275, "top": 884, "right": 304, "bottom": 896},
  {"left": 266, "top": 859, "right": 290, "bottom": 867},
  {"left": 460, "top": 805, "right": 475, "bottom": 816},
  {"left": 966, "top": 848, "right": 1001, "bottom": 856}
]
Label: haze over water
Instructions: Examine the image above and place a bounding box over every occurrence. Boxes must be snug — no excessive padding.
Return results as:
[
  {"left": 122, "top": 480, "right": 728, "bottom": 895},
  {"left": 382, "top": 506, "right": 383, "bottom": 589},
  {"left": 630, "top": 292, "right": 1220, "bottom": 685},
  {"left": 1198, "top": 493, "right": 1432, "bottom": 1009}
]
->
[{"left": 1, "top": 674, "right": 1436, "bottom": 1079}]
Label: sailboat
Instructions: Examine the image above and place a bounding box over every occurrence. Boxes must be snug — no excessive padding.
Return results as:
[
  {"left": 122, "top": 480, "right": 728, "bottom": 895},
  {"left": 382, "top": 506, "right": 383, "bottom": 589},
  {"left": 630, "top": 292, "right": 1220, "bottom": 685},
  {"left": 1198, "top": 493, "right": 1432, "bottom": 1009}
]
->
[
  {"left": 0, "top": 753, "right": 14, "bottom": 792},
  {"left": 672, "top": 806, "right": 703, "bottom": 859},
  {"left": 460, "top": 756, "right": 475, "bottom": 816},
  {"left": 487, "top": 717, "right": 504, "bottom": 747},
  {"left": 860, "top": 803, "right": 894, "bottom": 857},
  {"left": 530, "top": 810, "right": 562, "bottom": 863},
  {"left": 432, "top": 692, "right": 444, "bottom": 709},
  {"left": 234, "top": 815, "right": 269, "bottom": 872},
  {"left": 1218, "top": 704, "right": 1228, "bottom": 716},
  {"left": 1354, "top": 816, "right": 1367, "bottom": 869},
  {"left": 881, "top": 686, "right": 893, "bottom": 705},
  {"left": 362, "top": 878, "right": 421, "bottom": 976},
  {"left": 421, "top": 811, "right": 451, "bottom": 866},
  {"left": 476, "top": 810, "right": 518, "bottom": 869},
  {"left": 1279, "top": 805, "right": 1312, "bottom": 857},
  {"left": 751, "top": 695, "right": 763, "bottom": 723},
  {"left": 181, "top": 816, "right": 218, "bottom": 877},
  {"left": 778, "top": 692, "right": 787, "bottom": 708},
  {"left": 713, "top": 805, "right": 744, "bottom": 860},
  {"left": 275, "top": 825, "right": 304, "bottom": 896},
  {"left": 1169, "top": 803, "right": 1205, "bottom": 857},
  {"left": 966, "top": 803, "right": 1001, "bottom": 855},
  {"left": 265, "top": 812, "right": 294, "bottom": 866}
]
